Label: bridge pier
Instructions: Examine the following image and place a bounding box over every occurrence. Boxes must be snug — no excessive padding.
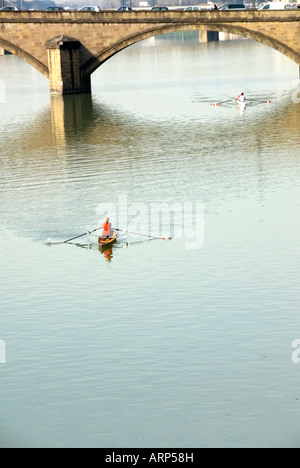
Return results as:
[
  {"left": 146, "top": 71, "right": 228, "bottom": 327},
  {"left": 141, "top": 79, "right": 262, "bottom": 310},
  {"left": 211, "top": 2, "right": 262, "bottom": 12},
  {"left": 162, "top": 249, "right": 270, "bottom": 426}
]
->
[
  {"left": 47, "top": 36, "right": 91, "bottom": 95},
  {"left": 1, "top": 11, "right": 299, "bottom": 96}
]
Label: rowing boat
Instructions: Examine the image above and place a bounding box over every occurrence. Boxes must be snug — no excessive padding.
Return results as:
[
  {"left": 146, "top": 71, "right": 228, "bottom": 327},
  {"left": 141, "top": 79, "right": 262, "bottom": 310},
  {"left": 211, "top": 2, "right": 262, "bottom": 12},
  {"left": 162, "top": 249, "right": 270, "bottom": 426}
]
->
[{"left": 98, "top": 231, "right": 117, "bottom": 247}]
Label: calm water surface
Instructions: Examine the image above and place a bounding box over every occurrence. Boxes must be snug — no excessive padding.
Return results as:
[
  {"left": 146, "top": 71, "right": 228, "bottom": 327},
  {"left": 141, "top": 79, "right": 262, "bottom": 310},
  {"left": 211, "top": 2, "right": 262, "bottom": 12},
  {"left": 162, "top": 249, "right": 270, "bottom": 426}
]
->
[{"left": 0, "top": 36, "right": 299, "bottom": 448}]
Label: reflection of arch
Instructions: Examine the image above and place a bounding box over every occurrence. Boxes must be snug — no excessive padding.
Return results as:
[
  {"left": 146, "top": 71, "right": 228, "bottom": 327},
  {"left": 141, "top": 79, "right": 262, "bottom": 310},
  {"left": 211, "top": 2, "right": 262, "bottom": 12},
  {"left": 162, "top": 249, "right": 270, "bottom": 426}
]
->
[
  {"left": 81, "top": 24, "right": 300, "bottom": 79},
  {"left": 0, "top": 37, "right": 49, "bottom": 77}
]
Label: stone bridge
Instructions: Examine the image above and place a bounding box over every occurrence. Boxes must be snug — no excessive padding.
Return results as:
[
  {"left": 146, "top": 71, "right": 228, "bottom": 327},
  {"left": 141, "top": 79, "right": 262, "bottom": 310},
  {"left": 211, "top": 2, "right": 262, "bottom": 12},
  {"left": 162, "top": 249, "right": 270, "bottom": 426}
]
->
[{"left": 0, "top": 10, "right": 300, "bottom": 94}]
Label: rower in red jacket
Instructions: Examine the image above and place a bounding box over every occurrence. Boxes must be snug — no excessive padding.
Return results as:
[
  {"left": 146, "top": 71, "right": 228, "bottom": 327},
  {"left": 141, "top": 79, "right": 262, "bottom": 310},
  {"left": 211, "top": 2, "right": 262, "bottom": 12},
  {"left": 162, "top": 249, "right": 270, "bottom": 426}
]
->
[{"left": 102, "top": 216, "right": 113, "bottom": 238}]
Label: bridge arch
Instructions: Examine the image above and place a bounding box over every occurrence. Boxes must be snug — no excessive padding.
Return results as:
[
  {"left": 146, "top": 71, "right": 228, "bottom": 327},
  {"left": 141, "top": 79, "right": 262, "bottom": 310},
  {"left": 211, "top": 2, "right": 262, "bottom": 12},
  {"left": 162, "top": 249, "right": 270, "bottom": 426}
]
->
[
  {"left": 0, "top": 10, "right": 299, "bottom": 95},
  {"left": 0, "top": 37, "right": 49, "bottom": 77},
  {"left": 82, "top": 23, "right": 300, "bottom": 79}
]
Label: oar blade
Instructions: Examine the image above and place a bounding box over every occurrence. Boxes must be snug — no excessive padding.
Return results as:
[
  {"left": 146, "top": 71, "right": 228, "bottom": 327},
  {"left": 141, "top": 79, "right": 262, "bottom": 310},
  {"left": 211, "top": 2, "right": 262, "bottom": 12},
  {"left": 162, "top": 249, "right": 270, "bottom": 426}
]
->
[{"left": 46, "top": 227, "right": 100, "bottom": 245}]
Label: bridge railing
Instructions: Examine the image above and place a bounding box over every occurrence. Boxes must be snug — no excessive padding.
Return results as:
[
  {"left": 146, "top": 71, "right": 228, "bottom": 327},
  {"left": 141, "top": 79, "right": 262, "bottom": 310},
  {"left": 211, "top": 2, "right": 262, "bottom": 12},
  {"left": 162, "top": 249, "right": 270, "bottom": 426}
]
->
[{"left": 0, "top": 10, "right": 300, "bottom": 21}]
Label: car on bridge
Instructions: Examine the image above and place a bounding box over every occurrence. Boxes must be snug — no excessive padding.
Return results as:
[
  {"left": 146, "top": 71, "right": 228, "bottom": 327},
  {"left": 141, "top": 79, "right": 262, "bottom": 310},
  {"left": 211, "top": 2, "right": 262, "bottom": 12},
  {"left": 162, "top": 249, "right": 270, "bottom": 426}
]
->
[
  {"left": 258, "top": 2, "right": 285, "bottom": 9},
  {"left": 78, "top": 6, "right": 101, "bottom": 12},
  {"left": 151, "top": 6, "right": 169, "bottom": 10},
  {"left": 219, "top": 3, "right": 246, "bottom": 9},
  {"left": 0, "top": 6, "right": 19, "bottom": 10},
  {"left": 184, "top": 6, "right": 202, "bottom": 10},
  {"left": 46, "top": 6, "right": 66, "bottom": 11}
]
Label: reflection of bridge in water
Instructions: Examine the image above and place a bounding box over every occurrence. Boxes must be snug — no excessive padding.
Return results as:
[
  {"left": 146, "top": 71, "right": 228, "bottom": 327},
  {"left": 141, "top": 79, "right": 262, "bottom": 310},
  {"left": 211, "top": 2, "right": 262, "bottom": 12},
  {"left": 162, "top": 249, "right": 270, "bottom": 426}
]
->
[
  {"left": 0, "top": 10, "right": 300, "bottom": 94},
  {"left": 1, "top": 94, "right": 297, "bottom": 160},
  {"left": 1, "top": 90, "right": 299, "bottom": 243}
]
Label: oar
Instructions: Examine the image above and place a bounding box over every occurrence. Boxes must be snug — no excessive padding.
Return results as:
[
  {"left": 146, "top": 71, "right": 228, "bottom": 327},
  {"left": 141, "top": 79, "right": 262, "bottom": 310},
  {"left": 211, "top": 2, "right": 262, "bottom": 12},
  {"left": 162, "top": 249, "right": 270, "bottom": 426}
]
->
[
  {"left": 46, "top": 227, "right": 101, "bottom": 245},
  {"left": 239, "top": 98, "right": 271, "bottom": 104},
  {"left": 253, "top": 99, "right": 271, "bottom": 104},
  {"left": 211, "top": 99, "right": 233, "bottom": 107},
  {"left": 63, "top": 228, "right": 102, "bottom": 243},
  {"left": 114, "top": 228, "right": 171, "bottom": 241}
]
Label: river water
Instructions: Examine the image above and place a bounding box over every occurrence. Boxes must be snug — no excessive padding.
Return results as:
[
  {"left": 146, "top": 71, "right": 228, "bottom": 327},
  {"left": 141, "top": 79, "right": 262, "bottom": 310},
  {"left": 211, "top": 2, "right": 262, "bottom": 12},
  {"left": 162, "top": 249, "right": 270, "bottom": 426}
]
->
[{"left": 0, "top": 34, "right": 299, "bottom": 448}]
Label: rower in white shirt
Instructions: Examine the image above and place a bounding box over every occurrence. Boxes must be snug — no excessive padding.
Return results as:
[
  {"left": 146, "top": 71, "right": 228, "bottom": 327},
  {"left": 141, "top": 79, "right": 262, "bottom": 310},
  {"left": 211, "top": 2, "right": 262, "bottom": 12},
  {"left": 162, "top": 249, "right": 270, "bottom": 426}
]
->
[{"left": 238, "top": 92, "right": 246, "bottom": 103}]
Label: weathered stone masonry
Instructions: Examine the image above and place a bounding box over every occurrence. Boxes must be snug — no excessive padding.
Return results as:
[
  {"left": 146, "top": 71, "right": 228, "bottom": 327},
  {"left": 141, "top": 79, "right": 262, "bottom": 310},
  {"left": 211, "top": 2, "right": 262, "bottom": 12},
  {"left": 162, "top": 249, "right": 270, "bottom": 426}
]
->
[{"left": 0, "top": 10, "right": 299, "bottom": 95}]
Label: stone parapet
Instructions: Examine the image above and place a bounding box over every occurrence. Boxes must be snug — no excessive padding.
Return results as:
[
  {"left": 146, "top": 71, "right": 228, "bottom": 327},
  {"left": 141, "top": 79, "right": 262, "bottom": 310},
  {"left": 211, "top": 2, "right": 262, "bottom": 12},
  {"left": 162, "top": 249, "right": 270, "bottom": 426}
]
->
[{"left": 0, "top": 10, "right": 299, "bottom": 94}]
